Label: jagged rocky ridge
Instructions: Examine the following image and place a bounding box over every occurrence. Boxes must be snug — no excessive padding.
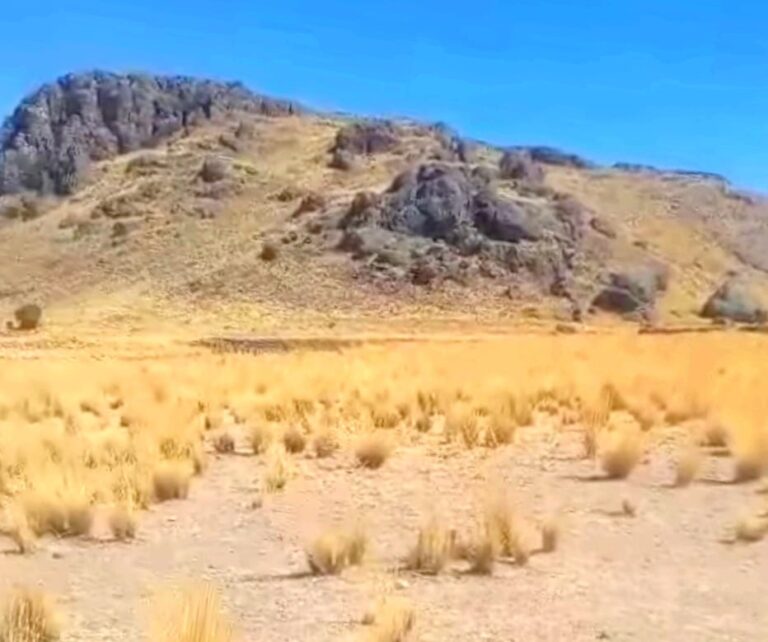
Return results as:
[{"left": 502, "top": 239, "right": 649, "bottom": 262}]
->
[{"left": 0, "top": 71, "right": 300, "bottom": 195}]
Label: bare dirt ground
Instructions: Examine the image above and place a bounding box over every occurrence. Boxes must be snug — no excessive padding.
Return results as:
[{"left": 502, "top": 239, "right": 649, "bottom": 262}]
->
[{"left": 3, "top": 411, "right": 766, "bottom": 642}]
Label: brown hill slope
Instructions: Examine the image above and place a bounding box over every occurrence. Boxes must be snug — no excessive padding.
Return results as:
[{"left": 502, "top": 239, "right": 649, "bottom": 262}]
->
[{"left": 0, "top": 72, "right": 766, "bottom": 333}]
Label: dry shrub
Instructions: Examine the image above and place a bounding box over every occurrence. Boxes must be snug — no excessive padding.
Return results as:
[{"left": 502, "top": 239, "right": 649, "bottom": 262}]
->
[
  {"left": 483, "top": 495, "right": 530, "bottom": 565},
  {"left": 0, "top": 507, "right": 36, "bottom": 555},
  {"left": 312, "top": 431, "right": 338, "bottom": 458},
  {"left": 444, "top": 404, "right": 481, "bottom": 448},
  {"left": 674, "top": 445, "right": 703, "bottom": 488},
  {"left": 539, "top": 517, "right": 560, "bottom": 553},
  {"left": 599, "top": 426, "right": 644, "bottom": 479},
  {"left": 406, "top": 518, "right": 454, "bottom": 574},
  {"left": 21, "top": 495, "right": 67, "bottom": 537},
  {"left": 485, "top": 408, "right": 516, "bottom": 447},
  {"left": 282, "top": 426, "right": 306, "bottom": 454},
  {"left": 248, "top": 424, "right": 273, "bottom": 455},
  {"left": 109, "top": 506, "right": 137, "bottom": 541},
  {"left": 151, "top": 583, "right": 233, "bottom": 642},
  {"left": 153, "top": 463, "right": 192, "bottom": 502},
  {"left": 735, "top": 516, "right": 768, "bottom": 543},
  {"left": 63, "top": 499, "right": 93, "bottom": 537},
  {"left": 365, "top": 597, "right": 415, "bottom": 642},
  {"left": 212, "top": 432, "right": 235, "bottom": 455},
  {"left": 1, "top": 588, "right": 59, "bottom": 642},
  {"left": 263, "top": 444, "right": 292, "bottom": 493},
  {"left": 306, "top": 525, "right": 368, "bottom": 575},
  {"left": 356, "top": 434, "right": 393, "bottom": 470},
  {"left": 464, "top": 531, "right": 496, "bottom": 575},
  {"left": 622, "top": 498, "right": 637, "bottom": 517}
]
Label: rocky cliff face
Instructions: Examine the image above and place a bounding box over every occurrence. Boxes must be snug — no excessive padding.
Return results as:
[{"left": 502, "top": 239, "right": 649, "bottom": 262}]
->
[{"left": 0, "top": 71, "right": 299, "bottom": 195}]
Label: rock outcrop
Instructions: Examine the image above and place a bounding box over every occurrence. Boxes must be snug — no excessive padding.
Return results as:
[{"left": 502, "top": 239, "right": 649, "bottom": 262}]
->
[
  {"left": 700, "top": 278, "right": 767, "bottom": 324},
  {"left": 0, "top": 71, "right": 299, "bottom": 195}
]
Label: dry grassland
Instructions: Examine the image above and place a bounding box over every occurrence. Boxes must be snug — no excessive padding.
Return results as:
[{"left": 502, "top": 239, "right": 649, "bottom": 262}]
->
[{"left": 2, "top": 331, "right": 768, "bottom": 639}]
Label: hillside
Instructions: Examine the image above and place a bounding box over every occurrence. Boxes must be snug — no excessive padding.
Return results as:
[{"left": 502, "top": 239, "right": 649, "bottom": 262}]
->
[{"left": 0, "top": 71, "right": 766, "bottom": 334}]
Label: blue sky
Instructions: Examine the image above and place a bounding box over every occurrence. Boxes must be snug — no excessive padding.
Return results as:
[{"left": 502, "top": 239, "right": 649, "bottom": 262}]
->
[{"left": 1, "top": 1, "right": 765, "bottom": 189}]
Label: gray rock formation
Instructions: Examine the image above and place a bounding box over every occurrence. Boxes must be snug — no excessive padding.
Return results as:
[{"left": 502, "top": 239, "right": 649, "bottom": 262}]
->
[
  {"left": 0, "top": 71, "right": 299, "bottom": 195},
  {"left": 701, "top": 278, "right": 767, "bottom": 324}
]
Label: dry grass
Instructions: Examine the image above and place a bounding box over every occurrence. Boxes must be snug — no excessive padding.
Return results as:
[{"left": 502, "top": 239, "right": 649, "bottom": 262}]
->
[
  {"left": 356, "top": 434, "right": 393, "bottom": 470},
  {"left": 311, "top": 431, "right": 339, "bottom": 458},
  {"left": 363, "top": 597, "right": 415, "bottom": 642},
  {"left": 482, "top": 495, "right": 530, "bottom": 565},
  {"left": 2, "top": 333, "right": 768, "bottom": 560},
  {"left": 109, "top": 505, "right": 137, "bottom": 541},
  {"left": 0, "top": 588, "right": 59, "bottom": 642},
  {"left": 675, "top": 445, "right": 703, "bottom": 488},
  {"left": 406, "top": 518, "right": 454, "bottom": 574},
  {"left": 151, "top": 584, "right": 233, "bottom": 642},
  {"left": 263, "top": 444, "right": 292, "bottom": 493},
  {"left": 153, "top": 463, "right": 192, "bottom": 502},
  {"left": 282, "top": 426, "right": 306, "bottom": 454},
  {"left": 212, "top": 432, "right": 235, "bottom": 454},
  {"left": 306, "top": 525, "right": 368, "bottom": 575},
  {"left": 599, "top": 425, "right": 644, "bottom": 479},
  {"left": 735, "top": 516, "right": 768, "bottom": 543}
]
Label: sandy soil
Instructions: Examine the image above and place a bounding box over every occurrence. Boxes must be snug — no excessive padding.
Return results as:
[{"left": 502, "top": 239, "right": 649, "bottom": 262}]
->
[{"left": 2, "top": 420, "right": 766, "bottom": 642}]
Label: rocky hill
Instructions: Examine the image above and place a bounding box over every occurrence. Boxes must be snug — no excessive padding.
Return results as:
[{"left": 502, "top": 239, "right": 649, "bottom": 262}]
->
[{"left": 0, "top": 71, "right": 766, "bottom": 332}]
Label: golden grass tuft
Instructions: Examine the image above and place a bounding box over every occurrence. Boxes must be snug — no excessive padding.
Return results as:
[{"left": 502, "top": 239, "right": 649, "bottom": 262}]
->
[
  {"left": 482, "top": 495, "right": 530, "bottom": 565},
  {"left": 108, "top": 505, "right": 137, "bottom": 541},
  {"left": 153, "top": 463, "right": 192, "bottom": 502},
  {"left": 306, "top": 525, "right": 368, "bottom": 575},
  {"left": 282, "top": 426, "right": 306, "bottom": 454},
  {"left": 674, "top": 445, "right": 703, "bottom": 488},
  {"left": 355, "top": 433, "right": 393, "bottom": 470},
  {"left": 248, "top": 424, "right": 273, "bottom": 455},
  {"left": 539, "top": 517, "right": 560, "bottom": 553},
  {"left": 464, "top": 531, "right": 496, "bottom": 575},
  {"left": 599, "top": 426, "right": 644, "bottom": 479},
  {"left": 735, "top": 516, "right": 768, "bottom": 543},
  {"left": 1, "top": 588, "right": 59, "bottom": 642},
  {"left": 263, "top": 444, "right": 292, "bottom": 493},
  {"left": 364, "top": 597, "right": 415, "bottom": 642},
  {"left": 406, "top": 518, "right": 454, "bottom": 575},
  {"left": 212, "top": 432, "right": 235, "bottom": 455},
  {"left": 151, "top": 584, "right": 233, "bottom": 642},
  {"left": 311, "top": 431, "right": 338, "bottom": 458}
]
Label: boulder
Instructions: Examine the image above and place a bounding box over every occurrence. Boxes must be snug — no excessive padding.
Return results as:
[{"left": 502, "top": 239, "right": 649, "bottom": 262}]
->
[
  {"left": 332, "top": 121, "right": 399, "bottom": 155},
  {"left": 328, "top": 149, "right": 358, "bottom": 171},
  {"left": 701, "top": 278, "right": 767, "bottom": 324},
  {"left": 13, "top": 303, "right": 42, "bottom": 330},
  {"left": 499, "top": 151, "right": 545, "bottom": 184},
  {"left": 199, "top": 157, "right": 229, "bottom": 183},
  {"left": 592, "top": 264, "right": 669, "bottom": 316}
]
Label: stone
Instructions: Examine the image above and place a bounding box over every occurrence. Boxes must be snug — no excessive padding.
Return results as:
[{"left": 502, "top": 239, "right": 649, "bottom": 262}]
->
[{"left": 701, "top": 278, "right": 767, "bottom": 324}]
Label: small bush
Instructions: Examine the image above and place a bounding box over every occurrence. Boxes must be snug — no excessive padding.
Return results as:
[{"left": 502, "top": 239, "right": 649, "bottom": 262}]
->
[
  {"left": 109, "top": 506, "right": 137, "bottom": 541},
  {"left": 355, "top": 433, "right": 393, "bottom": 469},
  {"left": 406, "top": 518, "right": 453, "bottom": 575},
  {"left": 735, "top": 516, "right": 768, "bottom": 543},
  {"left": 212, "top": 432, "right": 235, "bottom": 454},
  {"left": 306, "top": 526, "right": 368, "bottom": 575},
  {"left": 151, "top": 584, "right": 233, "bottom": 642},
  {"left": 1, "top": 589, "right": 59, "bottom": 642},
  {"left": 263, "top": 445, "right": 292, "bottom": 493},
  {"left": 248, "top": 424, "right": 273, "bottom": 455},
  {"left": 674, "top": 446, "right": 702, "bottom": 487},
  {"left": 13, "top": 304, "right": 42, "bottom": 331},
  {"left": 282, "top": 426, "right": 306, "bottom": 454},
  {"left": 312, "top": 431, "right": 338, "bottom": 458},
  {"left": 599, "top": 428, "right": 644, "bottom": 479},
  {"left": 153, "top": 463, "right": 192, "bottom": 502},
  {"left": 365, "top": 597, "right": 415, "bottom": 642},
  {"left": 259, "top": 242, "right": 278, "bottom": 262}
]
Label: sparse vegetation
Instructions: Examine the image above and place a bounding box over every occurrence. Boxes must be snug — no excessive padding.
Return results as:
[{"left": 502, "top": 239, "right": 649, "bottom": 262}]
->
[
  {"left": 151, "top": 584, "right": 233, "bottom": 642},
  {"left": 364, "top": 597, "right": 415, "bottom": 642},
  {"left": 599, "top": 425, "right": 644, "bottom": 479},
  {"left": 406, "top": 518, "right": 454, "bottom": 574},
  {"left": 1, "top": 588, "right": 59, "bottom": 642},
  {"left": 306, "top": 525, "right": 368, "bottom": 575},
  {"left": 109, "top": 505, "right": 137, "bottom": 541},
  {"left": 356, "top": 433, "right": 393, "bottom": 469}
]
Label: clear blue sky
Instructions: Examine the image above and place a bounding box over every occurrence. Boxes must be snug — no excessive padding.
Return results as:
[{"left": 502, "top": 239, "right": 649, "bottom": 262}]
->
[{"left": 1, "top": 1, "right": 765, "bottom": 189}]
